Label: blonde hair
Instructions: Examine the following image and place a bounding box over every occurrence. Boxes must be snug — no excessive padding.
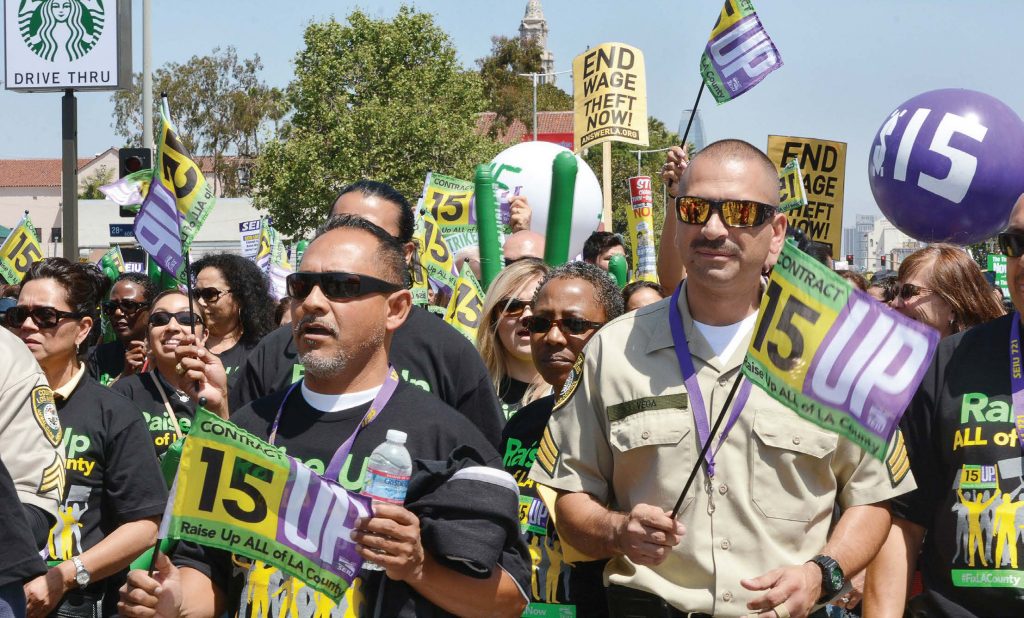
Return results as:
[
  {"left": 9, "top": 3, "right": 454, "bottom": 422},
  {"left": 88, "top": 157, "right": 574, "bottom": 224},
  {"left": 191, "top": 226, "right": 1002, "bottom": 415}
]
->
[{"left": 476, "top": 258, "right": 550, "bottom": 402}]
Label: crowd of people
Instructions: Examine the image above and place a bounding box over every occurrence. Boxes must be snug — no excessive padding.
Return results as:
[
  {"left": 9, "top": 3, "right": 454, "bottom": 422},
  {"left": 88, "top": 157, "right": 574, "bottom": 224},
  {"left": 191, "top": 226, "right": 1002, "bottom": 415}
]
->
[{"left": 0, "top": 140, "right": 1021, "bottom": 618}]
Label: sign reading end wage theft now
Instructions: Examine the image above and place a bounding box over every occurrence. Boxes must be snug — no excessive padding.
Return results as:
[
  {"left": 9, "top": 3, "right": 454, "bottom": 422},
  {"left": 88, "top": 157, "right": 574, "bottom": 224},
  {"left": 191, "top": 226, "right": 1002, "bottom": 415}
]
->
[
  {"left": 162, "top": 409, "right": 372, "bottom": 602},
  {"left": 742, "top": 241, "right": 939, "bottom": 460},
  {"left": 767, "top": 135, "right": 846, "bottom": 258},
  {"left": 573, "top": 42, "right": 648, "bottom": 151}
]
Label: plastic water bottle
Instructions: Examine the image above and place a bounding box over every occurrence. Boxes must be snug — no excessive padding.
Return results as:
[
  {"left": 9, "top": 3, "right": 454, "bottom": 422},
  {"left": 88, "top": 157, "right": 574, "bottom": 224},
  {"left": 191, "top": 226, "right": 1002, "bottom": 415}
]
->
[{"left": 360, "top": 429, "right": 413, "bottom": 571}]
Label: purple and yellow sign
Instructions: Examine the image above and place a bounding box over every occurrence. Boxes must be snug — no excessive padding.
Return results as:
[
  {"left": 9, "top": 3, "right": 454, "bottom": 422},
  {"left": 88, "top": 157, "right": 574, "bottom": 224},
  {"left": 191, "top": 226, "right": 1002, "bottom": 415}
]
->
[
  {"left": 742, "top": 242, "right": 940, "bottom": 459},
  {"left": 162, "top": 409, "right": 371, "bottom": 602},
  {"left": 700, "top": 0, "right": 783, "bottom": 104}
]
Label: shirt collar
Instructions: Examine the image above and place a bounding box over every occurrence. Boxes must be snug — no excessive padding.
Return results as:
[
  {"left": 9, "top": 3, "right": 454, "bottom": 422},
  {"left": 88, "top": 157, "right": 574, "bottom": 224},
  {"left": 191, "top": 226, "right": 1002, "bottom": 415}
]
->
[{"left": 53, "top": 363, "right": 87, "bottom": 401}]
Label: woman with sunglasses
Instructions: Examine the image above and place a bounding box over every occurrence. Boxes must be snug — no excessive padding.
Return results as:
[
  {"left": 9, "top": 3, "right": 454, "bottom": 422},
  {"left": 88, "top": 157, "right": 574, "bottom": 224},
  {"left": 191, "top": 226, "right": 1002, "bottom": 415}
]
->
[
  {"left": 11, "top": 258, "right": 166, "bottom": 618},
  {"left": 87, "top": 272, "right": 156, "bottom": 385},
  {"left": 890, "top": 244, "right": 1004, "bottom": 338},
  {"left": 190, "top": 254, "right": 275, "bottom": 382},
  {"left": 499, "top": 261, "right": 623, "bottom": 617},
  {"left": 477, "top": 258, "right": 550, "bottom": 421},
  {"left": 111, "top": 290, "right": 209, "bottom": 458}
]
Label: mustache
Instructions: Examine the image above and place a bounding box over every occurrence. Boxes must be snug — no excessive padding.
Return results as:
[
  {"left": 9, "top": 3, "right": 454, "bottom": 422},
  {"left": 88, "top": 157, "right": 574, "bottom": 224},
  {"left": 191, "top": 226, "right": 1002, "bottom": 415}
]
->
[
  {"left": 690, "top": 237, "right": 740, "bottom": 256},
  {"left": 292, "top": 316, "right": 338, "bottom": 338}
]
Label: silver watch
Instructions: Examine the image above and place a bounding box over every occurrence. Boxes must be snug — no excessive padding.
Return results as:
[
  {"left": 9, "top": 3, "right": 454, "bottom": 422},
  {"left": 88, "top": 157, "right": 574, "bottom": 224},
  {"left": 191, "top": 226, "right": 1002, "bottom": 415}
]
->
[{"left": 72, "top": 556, "right": 90, "bottom": 587}]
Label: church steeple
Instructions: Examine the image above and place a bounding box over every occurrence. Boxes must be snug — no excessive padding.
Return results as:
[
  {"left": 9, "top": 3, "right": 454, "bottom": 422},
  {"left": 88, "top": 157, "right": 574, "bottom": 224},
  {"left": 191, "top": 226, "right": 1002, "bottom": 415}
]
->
[{"left": 519, "top": 0, "right": 555, "bottom": 85}]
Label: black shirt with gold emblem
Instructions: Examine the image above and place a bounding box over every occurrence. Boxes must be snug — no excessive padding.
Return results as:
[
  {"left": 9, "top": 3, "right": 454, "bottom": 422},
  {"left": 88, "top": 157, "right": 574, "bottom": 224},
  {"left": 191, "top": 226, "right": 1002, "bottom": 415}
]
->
[{"left": 48, "top": 368, "right": 167, "bottom": 614}]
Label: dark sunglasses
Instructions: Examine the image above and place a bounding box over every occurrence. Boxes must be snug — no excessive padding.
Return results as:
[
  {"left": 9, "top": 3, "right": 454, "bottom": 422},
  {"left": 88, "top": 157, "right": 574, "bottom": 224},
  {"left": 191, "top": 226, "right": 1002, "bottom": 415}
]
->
[
  {"left": 5, "top": 305, "right": 86, "bottom": 329},
  {"left": 495, "top": 298, "right": 531, "bottom": 319},
  {"left": 522, "top": 315, "right": 605, "bottom": 336},
  {"left": 998, "top": 232, "right": 1024, "bottom": 258},
  {"left": 286, "top": 272, "right": 403, "bottom": 301},
  {"left": 102, "top": 299, "right": 150, "bottom": 316},
  {"left": 148, "top": 311, "right": 204, "bottom": 327},
  {"left": 675, "top": 196, "right": 777, "bottom": 227},
  {"left": 195, "top": 287, "right": 231, "bottom": 303},
  {"left": 895, "top": 283, "right": 934, "bottom": 301}
]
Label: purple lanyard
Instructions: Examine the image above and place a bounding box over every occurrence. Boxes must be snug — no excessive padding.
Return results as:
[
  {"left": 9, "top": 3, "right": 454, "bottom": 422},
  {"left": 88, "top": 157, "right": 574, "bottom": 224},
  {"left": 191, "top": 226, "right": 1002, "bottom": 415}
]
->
[
  {"left": 1009, "top": 315, "right": 1024, "bottom": 452},
  {"left": 268, "top": 366, "right": 401, "bottom": 480},
  {"left": 668, "top": 284, "right": 752, "bottom": 477}
]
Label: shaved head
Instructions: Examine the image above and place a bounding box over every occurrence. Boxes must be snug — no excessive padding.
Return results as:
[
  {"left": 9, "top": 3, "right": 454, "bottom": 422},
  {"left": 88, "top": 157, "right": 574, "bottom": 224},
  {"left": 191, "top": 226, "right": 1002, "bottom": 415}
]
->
[
  {"left": 680, "top": 139, "right": 779, "bottom": 205},
  {"left": 503, "top": 230, "right": 546, "bottom": 262}
]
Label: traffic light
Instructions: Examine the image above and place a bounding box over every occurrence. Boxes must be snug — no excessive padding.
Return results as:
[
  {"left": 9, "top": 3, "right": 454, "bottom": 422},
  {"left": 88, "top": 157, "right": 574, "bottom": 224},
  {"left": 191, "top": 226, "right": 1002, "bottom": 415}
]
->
[
  {"left": 846, "top": 254, "right": 854, "bottom": 263},
  {"left": 880, "top": 255, "right": 887, "bottom": 267},
  {"left": 118, "top": 148, "right": 151, "bottom": 218}
]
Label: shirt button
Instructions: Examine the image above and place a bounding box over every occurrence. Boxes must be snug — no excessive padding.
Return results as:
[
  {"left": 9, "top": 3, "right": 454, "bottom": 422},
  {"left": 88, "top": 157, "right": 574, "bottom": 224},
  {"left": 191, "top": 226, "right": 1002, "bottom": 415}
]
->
[
  {"left": 720, "top": 538, "right": 731, "bottom": 550},
  {"left": 641, "top": 431, "right": 650, "bottom": 440},
  {"left": 792, "top": 436, "right": 802, "bottom": 445},
  {"left": 718, "top": 484, "right": 728, "bottom": 495},
  {"left": 718, "top": 378, "right": 729, "bottom": 387},
  {"left": 722, "top": 591, "right": 733, "bottom": 602}
]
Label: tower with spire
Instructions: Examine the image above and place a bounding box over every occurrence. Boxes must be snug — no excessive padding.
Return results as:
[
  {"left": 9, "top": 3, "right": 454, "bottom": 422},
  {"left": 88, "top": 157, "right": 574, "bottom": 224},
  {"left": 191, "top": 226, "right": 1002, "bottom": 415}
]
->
[{"left": 519, "top": 0, "right": 555, "bottom": 85}]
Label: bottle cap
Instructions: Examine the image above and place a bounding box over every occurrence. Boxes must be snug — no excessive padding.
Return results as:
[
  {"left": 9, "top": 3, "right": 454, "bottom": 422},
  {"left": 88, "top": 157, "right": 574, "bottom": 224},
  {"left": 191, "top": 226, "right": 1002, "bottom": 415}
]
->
[{"left": 386, "top": 429, "right": 408, "bottom": 444}]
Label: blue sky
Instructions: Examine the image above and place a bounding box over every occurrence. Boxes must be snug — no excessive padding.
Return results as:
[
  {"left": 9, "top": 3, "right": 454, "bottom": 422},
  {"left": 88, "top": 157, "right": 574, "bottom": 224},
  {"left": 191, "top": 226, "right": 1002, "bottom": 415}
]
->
[{"left": 2, "top": 0, "right": 1022, "bottom": 228}]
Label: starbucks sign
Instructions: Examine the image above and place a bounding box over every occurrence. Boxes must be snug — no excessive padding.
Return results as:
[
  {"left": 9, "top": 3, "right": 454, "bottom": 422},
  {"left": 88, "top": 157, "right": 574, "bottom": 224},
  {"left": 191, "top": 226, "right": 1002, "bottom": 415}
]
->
[{"left": 4, "top": 0, "right": 130, "bottom": 91}]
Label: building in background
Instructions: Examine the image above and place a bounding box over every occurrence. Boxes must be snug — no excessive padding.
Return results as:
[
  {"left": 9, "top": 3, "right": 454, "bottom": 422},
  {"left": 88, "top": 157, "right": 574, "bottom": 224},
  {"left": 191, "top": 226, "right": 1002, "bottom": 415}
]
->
[
  {"left": 865, "top": 217, "right": 926, "bottom": 272},
  {"left": 519, "top": 0, "right": 555, "bottom": 84},
  {"left": 842, "top": 214, "right": 876, "bottom": 271}
]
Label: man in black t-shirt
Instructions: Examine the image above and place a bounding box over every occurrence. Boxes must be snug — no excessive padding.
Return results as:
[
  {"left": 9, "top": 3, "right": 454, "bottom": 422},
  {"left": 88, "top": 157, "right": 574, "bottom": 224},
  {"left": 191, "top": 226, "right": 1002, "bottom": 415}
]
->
[
  {"left": 121, "top": 214, "right": 528, "bottom": 618},
  {"left": 865, "top": 196, "right": 1024, "bottom": 617},
  {"left": 230, "top": 180, "right": 503, "bottom": 445}
]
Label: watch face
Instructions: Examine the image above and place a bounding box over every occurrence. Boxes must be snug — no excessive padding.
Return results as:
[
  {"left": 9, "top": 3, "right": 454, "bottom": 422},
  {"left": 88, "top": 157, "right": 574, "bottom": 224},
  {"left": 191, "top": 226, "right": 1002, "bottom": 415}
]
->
[
  {"left": 76, "top": 571, "right": 89, "bottom": 586},
  {"left": 829, "top": 570, "right": 843, "bottom": 590}
]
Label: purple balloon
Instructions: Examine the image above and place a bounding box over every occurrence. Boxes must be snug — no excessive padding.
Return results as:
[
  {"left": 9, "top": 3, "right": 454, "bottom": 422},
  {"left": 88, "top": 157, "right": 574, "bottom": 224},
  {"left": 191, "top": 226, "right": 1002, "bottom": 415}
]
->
[{"left": 868, "top": 89, "right": 1024, "bottom": 244}]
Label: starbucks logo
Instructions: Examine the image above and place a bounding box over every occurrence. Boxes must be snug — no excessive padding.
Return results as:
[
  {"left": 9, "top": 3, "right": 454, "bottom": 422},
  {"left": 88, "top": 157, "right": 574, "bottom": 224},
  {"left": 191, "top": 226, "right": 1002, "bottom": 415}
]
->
[{"left": 18, "top": 0, "right": 105, "bottom": 62}]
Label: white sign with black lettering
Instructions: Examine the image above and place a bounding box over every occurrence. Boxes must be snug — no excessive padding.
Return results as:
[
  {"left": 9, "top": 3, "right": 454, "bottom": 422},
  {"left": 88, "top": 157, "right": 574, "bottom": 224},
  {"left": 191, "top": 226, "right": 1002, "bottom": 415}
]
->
[{"left": 4, "top": 0, "right": 131, "bottom": 92}]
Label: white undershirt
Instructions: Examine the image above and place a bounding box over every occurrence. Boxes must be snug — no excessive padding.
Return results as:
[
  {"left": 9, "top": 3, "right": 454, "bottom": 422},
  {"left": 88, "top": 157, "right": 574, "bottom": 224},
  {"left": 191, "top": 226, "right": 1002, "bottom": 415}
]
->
[
  {"left": 300, "top": 382, "right": 382, "bottom": 413},
  {"left": 693, "top": 313, "right": 758, "bottom": 360}
]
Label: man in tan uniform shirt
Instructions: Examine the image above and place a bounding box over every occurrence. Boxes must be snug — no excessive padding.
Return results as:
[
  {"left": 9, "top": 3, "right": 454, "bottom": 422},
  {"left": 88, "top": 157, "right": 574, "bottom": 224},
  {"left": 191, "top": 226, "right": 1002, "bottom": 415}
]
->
[
  {"left": 530, "top": 139, "right": 914, "bottom": 618},
  {"left": 0, "top": 326, "right": 65, "bottom": 527}
]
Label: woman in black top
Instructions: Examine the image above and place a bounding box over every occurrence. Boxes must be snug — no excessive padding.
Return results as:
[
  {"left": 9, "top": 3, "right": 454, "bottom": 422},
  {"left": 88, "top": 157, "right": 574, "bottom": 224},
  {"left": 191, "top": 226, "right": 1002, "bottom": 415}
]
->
[
  {"left": 476, "top": 259, "right": 549, "bottom": 421},
  {"left": 190, "top": 254, "right": 275, "bottom": 381},
  {"left": 88, "top": 272, "right": 156, "bottom": 385},
  {"left": 112, "top": 290, "right": 209, "bottom": 458},
  {"left": 10, "top": 258, "right": 166, "bottom": 617}
]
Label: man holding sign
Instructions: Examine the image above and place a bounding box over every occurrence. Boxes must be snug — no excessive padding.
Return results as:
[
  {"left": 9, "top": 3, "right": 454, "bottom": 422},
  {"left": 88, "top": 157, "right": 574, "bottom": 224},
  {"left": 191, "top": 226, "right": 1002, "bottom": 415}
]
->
[
  {"left": 530, "top": 140, "right": 913, "bottom": 617},
  {"left": 120, "top": 215, "right": 528, "bottom": 618}
]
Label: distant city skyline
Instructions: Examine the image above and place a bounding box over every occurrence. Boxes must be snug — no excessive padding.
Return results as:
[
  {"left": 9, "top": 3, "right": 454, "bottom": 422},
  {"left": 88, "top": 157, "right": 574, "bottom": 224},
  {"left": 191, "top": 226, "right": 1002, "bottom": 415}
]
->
[{"left": 1, "top": 0, "right": 1022, "bottom": 231}]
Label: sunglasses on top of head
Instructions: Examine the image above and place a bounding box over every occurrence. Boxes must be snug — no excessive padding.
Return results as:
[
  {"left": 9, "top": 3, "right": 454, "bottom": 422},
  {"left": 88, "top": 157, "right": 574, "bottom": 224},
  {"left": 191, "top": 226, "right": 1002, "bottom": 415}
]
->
[
  {"left": 286, "top": 272, "right": 403, "bottom": 301},
  {"left": 5, "top": 305, "right": 85, "bottom": 329},
  {"left": 675, "top": 196, "right": 777, "bottom": 228},
  {"left": 998, "top": 231, "right": 1024, "bottom": 258}
]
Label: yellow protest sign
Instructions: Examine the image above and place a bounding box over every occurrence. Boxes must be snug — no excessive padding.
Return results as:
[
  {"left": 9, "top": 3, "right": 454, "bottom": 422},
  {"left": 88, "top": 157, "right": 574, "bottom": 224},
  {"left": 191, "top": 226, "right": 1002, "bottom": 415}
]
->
[
  {"left": 153, "top": 110, "right": 216, "bottom": 250},
  {"left": 416, "top": 209, "right": 458, "bottom": 293},
  {"left": 443, "top": 262, "right": 484, "bottom": 341},
  {"left": 767, "top": 135, "right": 846, "bottom": 257},
  {"left": 0, "top": 214, "right": 42, "bottom": 284},
  {"left": 573, "top": 42, "right": 649, "bottom": 151},
  {"left": 422, "top": 173, "right": 475, "bottom": 229}
]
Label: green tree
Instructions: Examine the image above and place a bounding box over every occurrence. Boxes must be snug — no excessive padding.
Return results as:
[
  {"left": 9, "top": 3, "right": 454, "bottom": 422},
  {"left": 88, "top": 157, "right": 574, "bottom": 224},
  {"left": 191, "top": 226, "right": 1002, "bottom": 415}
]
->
[
  {"left": 78, "top": 165, "right": 114, "bottom": 199},
  {"left": 582, "top": 118, "right": 680, "bottom": 243},
  {"left": 476, "top": 36, "right": 571, "bottom": 136},
  {"left": 251, "top": 7, "right": 500, "bottom": 236},
  {"left": 110, "top": 47, "right": 285, "bottom": 197}
]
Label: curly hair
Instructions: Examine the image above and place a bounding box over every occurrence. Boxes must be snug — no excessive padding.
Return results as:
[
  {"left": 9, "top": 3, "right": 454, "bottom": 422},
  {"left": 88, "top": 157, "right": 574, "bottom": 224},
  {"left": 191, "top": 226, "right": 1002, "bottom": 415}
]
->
[
  {"left": 534, "top": 261, "right": 625, "bottom": 321},
  {"left": 190, "top": 253, "right": 275, "bottom": 346}
]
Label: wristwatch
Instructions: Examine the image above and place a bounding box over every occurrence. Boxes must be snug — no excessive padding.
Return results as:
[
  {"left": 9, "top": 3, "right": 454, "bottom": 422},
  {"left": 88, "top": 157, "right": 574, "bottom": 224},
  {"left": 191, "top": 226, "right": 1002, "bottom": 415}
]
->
[
  {"left": 71, "top": 556, "right": 90, "bottom": 588},
  {"left": 808, "top": 554, "right": 844, "bottom": 603}
]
